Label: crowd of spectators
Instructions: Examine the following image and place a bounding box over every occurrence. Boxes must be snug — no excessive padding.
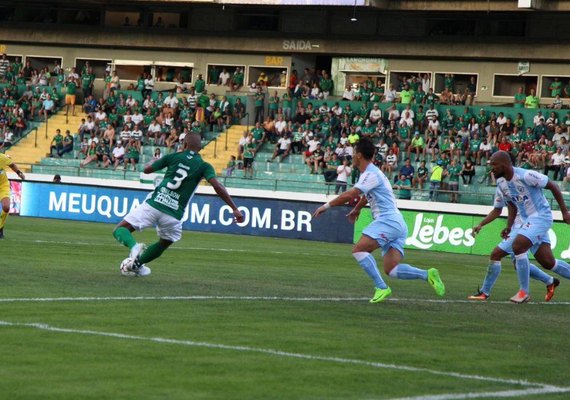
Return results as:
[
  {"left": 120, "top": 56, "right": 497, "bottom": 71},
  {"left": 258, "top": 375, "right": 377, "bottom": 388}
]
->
[
  {"left": 1, "top": 54, "right": 248, "bottom": 172},
  {"left": 235, "top": 71, "right": 570, "bottom": 198},
  {"left": 2, "top": 54, "right": 570, "bottom": 195}
]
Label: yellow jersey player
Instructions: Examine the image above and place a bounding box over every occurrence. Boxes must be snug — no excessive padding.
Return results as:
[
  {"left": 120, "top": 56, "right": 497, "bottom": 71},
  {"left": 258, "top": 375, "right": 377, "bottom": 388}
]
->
[{"left": 0, "top": 153, "right": 26, "bottom": 239}]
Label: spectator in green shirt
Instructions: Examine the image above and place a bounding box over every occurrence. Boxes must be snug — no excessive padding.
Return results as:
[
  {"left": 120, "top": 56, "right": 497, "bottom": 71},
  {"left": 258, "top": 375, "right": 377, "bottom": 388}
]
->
[
  {"left": 447, "top": 159, "right": 461, "bottom": 203},
  {"left": 194, "top": 74, "right": 205, "bottom": 94},
  {"left": 395, "top": 174, "right": 412, "bottom": 200},
  {"left": 514, "top": 86, "right": 526, "bottom": 108},
  {"left": 49, "top": 129, "right": 64, "bottom": 157},
  {"left": 550, "top": 77, "right": 562, "bottom": 98}
]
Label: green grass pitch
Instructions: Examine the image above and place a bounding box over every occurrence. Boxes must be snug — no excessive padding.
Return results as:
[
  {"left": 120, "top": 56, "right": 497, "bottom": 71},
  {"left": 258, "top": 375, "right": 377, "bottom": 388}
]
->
[{"left": 1, "top": 216, "right": 569, "bottom": 399}]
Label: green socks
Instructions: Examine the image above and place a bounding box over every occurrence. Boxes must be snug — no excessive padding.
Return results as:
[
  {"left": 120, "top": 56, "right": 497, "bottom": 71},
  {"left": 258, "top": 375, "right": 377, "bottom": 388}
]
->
[
  {"left": 113, "top": 227, "right": 137, "bottom": 249},
  {"left": 139, "top": 242, "right": 169, "bottom": 264}
]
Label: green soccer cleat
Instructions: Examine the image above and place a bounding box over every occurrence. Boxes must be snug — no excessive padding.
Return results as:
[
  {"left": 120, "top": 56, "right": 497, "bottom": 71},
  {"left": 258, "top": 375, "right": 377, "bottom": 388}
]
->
[
  {"left": 428, "top": 268, "right": 445, "bottom": 297},
  {"left": 370, "top": 287, "right": 392, "bottom": 303}
]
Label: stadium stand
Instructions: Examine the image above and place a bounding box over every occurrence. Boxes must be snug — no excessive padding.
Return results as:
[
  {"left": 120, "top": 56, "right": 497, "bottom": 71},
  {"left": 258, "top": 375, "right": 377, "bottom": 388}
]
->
[{"left": 2, "top": 51, "right": 569, "bottom": 208}]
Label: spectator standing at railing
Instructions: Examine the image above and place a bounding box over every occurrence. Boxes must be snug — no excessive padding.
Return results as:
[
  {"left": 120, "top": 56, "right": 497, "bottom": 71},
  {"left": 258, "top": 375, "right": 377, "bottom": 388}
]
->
[
  {"left": 335, "top": 159, "right": 351, "bottom": 194},
  {"left": 268, "top": 91, "right": 279, "bottom": 119},
  {"left": 81, "top": 66, "right": 95, "bottom": 99},
  {"left": 230, "top": 67, "right": 244, "bottom": 92},
  {"left": 447, "top": 158, "right": 461, "bottom": 203},
  {"left": 428, "top": 160, "right": 445, "bottom": 201},
  {"left": 525, "top": 88, "right": 539, "bottom": 108},
  {"left": 143, "top": 73, "right": 155, "bottom": 99},
  {"left": 242, "top": 133, "right": 256, "bottom": 179},
  {"left": 395, "top": 174, "right": 412, "bottom": 200},
  {"left": 195, "top": 74, "right": 206, "bottom": 95},
  {"left": 254, "top": 86, "right": 265, "bottom": 124},
  {"left": 319, "top": 71, "right": 333, "bottom": 100}
]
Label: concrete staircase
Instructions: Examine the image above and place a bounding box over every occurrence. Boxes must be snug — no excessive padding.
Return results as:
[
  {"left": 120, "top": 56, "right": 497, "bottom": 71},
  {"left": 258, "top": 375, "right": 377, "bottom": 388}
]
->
[
  {"left": 7, "top": 110, "right": 86, "bottom": 172},
  {"left": 201, "top": 125, "right": 252, "bottom": 174}
]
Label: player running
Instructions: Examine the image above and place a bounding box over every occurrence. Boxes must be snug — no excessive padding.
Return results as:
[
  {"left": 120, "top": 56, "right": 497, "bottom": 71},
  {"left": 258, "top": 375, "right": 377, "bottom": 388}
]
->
[
  {"left": 113, "top": 133, "right": 244, "bottom": 276},
  {"left": 313, "top": 138, "right": 445, "bottom": 303},
  {"left": 489, "top": 151, "right": 570, "bottom": 303},
  {"left": 468, "top": 191, "right": 559, "bottom": 302},
  {"left": 0, "top": 153, "right": 26, "bottom": 239}
]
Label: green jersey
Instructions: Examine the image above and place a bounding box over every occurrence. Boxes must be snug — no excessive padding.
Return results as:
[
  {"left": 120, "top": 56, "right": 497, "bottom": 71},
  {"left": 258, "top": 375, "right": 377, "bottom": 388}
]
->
[
  {"left": 243, "top": 142, "right": 255, "bottom": 159},
  {"left": 195, "top": 79, "right": 205, "bottom": 93},
  {"left": 447, "top": 165, "right": 461, "bottom": 182},
  {"left": 147, "top": 150, "right": 216, "bottom": 220},
  {"left": 66, "top": 81, "right": 77, "bottom": 95},
  {"left": 52, "top": 134, "right": 63, "bottom": 144},
  {"left": 252, "top": 127, "right": 264, "bottom": 141},
  {"left": 320, "top": 78, "right": 333, "bottom": 92},
  {"left": 514, "top": 93, "right": 526, "bottom": 108},
  {"left": 550, "top": 81, "right": 562, "bottom": 97},
  {"left": 470, "top": 139, "right": 481, "bottom": 152},
  {"left": 82, "top": 74, "right": 95, "bottom": 89}
]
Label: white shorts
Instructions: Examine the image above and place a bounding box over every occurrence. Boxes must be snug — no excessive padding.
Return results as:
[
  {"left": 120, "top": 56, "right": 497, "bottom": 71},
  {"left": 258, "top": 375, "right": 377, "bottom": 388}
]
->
[{"left": 124, "top": 202, "right": 182, "bottom": 242}]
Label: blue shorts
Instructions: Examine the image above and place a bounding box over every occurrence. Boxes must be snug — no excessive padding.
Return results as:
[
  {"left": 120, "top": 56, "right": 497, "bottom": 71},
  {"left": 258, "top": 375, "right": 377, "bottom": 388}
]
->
[
  {"left": 517, "top": 216, "right": 552, "bottom": 247},
  {"left": 362, "top": 214, "right": 407, "bottom": 256},
  {"left": 499, "top": 220, "right": 552, "bottom": 257}
]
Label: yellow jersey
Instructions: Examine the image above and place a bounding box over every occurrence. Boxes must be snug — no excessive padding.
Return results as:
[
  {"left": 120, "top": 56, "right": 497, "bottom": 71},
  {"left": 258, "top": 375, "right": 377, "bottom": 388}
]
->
[{"left": 0, "top": 153, "right": 13, "bottom": 186}]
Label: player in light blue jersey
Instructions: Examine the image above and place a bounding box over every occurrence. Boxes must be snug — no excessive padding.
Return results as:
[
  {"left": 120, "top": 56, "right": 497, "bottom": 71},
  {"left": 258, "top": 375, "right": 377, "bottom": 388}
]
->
[
  {"left": 490, "top": 151, "right": 570, "bottom": 303},
  {"left": 468, "top": 189, "right": 559, "bottom": 302},
  {"left": 313, "top": 138, "right": 445, "bottom": 303}
]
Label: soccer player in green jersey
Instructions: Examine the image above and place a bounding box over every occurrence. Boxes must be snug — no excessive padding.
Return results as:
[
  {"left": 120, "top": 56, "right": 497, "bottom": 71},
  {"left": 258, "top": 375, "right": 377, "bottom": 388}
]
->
[{"left": 113, "top": 134, "right": 244, "bottom": 276}]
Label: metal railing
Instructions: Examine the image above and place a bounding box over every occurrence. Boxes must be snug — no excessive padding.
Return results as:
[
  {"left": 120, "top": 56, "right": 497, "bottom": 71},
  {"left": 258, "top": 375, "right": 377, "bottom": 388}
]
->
[{"left": 218, "top": 175, "right": 569, "bottom": 208}]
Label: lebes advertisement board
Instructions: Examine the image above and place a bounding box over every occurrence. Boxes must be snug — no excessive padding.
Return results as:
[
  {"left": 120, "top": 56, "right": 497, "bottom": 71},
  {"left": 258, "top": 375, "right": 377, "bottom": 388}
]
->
[{"left": 354, "top": 209, "right": 570, "bottom": 260}]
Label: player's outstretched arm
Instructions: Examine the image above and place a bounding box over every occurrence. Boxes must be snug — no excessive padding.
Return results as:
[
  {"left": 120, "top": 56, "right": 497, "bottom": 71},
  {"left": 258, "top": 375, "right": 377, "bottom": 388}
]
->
[
  {"left": 9, "top": 163, "right": 25, "bottom": 180},
  {"left": 313, "top": 187, "right": 363, "bottom": 219},
  {"left": 473, "top": 207, "right": 502, "bottom": 236},
  {"left": 546, "top": 181, "right": 570, "bottom": 224},
  {"left": 208, "top": 178, "right": 244, "bottom": 223}
]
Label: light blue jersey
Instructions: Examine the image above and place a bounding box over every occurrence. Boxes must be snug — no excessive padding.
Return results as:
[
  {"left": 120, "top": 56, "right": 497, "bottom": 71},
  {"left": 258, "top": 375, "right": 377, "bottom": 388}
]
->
[
  {"left": 494, "top": 168, "right": 552, "bottom": 246},
  {"left": 354, "top": 163, "right": 400, "bottom": 219},
  {"left": 356, "top": 163, "right": 406, "bottom": 255},
  {"left": 494, "top": 167, "right": 551, "bottom": 222}
]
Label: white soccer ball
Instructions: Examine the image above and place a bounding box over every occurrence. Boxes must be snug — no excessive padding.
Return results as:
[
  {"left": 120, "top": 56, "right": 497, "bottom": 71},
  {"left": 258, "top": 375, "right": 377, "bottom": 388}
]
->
[{"left": 120, "top": 257, "right": 136, "bottom": 277}]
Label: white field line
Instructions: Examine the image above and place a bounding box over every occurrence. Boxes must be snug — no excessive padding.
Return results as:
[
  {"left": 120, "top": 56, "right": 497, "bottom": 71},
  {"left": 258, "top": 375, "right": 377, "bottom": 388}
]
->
[
  {"left": 1, "top": 295, "right": 570, "bottom": 306},
  {"left": 29, "top": 239, "right": 336, "bottom": 256},
  {"left": 390, "top": 385, "right": 570, "bottom": 400},
  {"left": 0, "top": 319, "right": 558, "bottom": 392}
]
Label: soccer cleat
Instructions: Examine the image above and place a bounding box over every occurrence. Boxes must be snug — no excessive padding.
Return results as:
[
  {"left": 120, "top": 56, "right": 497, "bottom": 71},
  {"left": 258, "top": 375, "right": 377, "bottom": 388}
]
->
[
  {"left": 370, "top": 287, "right": 392, "bottom": 303},
  {"left": 0, "top": 228, "right": 4, "bottom": 239},
  {"left": 510, "top": 290, "right": 530, "bottom": 304},
  {"left": 428, "top": 268, "right": 445, "bottom": 297},
  {"left": 467, "top": 289, "right": 489, "bottom": 301},
  {"left": 135, "top": 265, "right": 152, "bottom": 277},
  {"left": 545, "top": 278, "right": 560, "bottom": 302}
]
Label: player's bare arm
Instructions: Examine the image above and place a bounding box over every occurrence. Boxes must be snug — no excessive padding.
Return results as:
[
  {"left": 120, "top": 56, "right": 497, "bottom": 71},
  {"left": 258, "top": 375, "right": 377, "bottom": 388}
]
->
[
  {"left": 312, "top": 187, "right": 362, "bottom": 219},
  {"left": 546, "top": 180, "right": 570, "bottom": 224},
  {"left": 208, "top": 177, "right": 244, "bottom": 223},
  {"left": 143, "top": 164, "right": 156, "bottom": 174},
  {"left": 502, "top": 202, "right": 517, "bottom": 239},
  {"left": 473, "top": 207, "right": 502, "bottom": 236},
  {"left": 9, "top": 163, "right": 25, "bottom": 180},
  {"left": 347, "top": 195, "right": 368, "bottom": 224}
]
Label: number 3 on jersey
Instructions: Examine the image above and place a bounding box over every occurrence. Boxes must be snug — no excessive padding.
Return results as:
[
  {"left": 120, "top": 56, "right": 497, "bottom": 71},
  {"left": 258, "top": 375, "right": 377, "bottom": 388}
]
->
[{"left": 167, "top": 168, "right": 188, "bottom": 190}]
